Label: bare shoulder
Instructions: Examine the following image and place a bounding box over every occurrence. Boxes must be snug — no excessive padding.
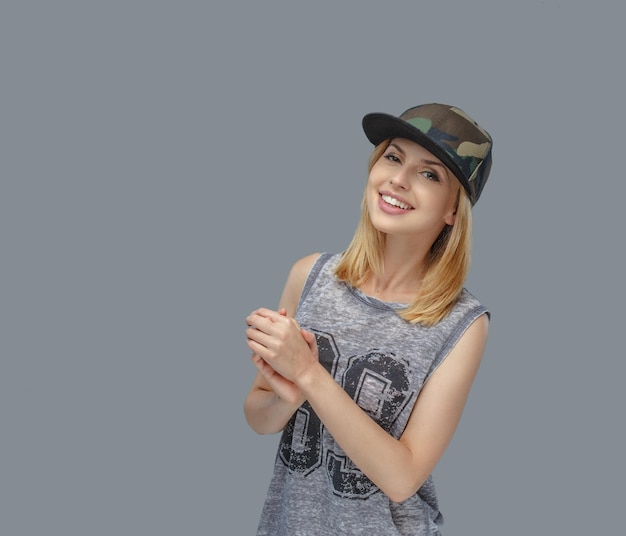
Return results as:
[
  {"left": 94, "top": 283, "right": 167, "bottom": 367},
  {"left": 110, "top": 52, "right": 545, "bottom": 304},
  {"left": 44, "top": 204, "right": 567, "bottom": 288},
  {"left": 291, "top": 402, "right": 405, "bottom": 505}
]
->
[
  {"left": 432, "top": 312, "right": 489, "bottom": 380},
  {"left": 290, "top": 253, "right": 322, "bottom": 281},
  {"left": 278, "top": 253, "right": 322, "bottom": 316}
]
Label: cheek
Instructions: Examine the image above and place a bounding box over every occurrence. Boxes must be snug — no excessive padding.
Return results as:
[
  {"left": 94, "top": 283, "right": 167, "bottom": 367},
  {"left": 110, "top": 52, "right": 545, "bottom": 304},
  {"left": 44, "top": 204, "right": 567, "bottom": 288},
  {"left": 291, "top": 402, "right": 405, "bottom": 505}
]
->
[
  {"left": 365, "top": 172, "right": 380, "bottom": 198},
  {"left": 366, "top": 185, "right": 378, "bottom": 214},
  {"left": 366, "top": 168, "right": 379, "bottom": 187},
  {"left": 432, "top": 182, "right": 458, "bottom": 207}
]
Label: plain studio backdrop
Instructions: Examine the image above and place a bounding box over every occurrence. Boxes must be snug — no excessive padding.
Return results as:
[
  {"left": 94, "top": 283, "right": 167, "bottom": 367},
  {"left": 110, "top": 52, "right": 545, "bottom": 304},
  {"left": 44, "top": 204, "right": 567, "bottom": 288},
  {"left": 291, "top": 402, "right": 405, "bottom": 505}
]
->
[{"left": 2, "top": 1, "right": 624, "bottom": 534}]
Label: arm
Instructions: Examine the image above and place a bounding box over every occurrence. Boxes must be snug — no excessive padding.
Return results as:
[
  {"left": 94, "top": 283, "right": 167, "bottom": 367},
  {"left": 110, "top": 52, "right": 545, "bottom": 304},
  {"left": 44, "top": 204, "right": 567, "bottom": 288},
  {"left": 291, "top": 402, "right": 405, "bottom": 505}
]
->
[
  {"left": 243, "top": 253, "right": 321, "bottom": 434},
  {"left": 246, "top": 309, "right": 489, "bottom": 503}
]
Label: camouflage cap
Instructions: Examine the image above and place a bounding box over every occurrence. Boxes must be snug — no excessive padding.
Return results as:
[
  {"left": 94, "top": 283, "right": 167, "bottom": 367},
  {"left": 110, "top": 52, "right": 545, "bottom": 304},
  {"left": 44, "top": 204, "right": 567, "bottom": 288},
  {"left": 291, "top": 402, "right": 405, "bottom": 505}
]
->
[{"left": 362, "top": 103, "right": 493, "bottom": 205}]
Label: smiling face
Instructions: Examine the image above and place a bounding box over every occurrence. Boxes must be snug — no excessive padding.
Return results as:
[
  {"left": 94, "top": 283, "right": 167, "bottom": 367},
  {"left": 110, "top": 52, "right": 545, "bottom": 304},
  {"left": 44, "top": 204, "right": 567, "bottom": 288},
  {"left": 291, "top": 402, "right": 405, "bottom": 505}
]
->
[{"left": 366, "top": 138, "right": 461, "bottom": 245}]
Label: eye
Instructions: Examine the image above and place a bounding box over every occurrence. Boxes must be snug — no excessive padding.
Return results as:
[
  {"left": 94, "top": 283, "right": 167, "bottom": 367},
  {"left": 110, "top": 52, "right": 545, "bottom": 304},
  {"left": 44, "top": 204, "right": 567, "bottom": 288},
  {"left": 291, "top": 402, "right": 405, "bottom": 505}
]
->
[
  {"left": 383, "top": 152, "right": 401, "bottom": 164},
  {"left": 420, "top": 170, "right": 440, "bottom": 182}
]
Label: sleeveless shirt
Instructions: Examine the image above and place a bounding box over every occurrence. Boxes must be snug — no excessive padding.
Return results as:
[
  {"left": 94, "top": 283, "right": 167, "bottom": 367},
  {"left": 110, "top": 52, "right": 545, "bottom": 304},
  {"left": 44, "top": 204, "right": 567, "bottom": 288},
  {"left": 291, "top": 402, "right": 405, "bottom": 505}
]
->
[{"left": 256, "top": 253, "right": 489, "bottom": 536}]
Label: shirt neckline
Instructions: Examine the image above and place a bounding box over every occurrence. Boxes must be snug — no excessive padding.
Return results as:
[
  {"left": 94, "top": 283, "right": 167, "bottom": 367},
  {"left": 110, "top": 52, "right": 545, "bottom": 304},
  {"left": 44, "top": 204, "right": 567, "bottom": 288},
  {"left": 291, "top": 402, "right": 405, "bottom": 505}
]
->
[{"left": 346, "top": 284, "right": 409, "bottom": 311}]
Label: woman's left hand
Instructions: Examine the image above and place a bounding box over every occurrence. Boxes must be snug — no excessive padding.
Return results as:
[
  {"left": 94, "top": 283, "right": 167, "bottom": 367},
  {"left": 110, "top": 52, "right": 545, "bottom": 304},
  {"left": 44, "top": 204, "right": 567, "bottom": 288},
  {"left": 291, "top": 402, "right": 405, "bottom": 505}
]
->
[{"left": 245, "top": 308, "right": 318, "bottom": 384}]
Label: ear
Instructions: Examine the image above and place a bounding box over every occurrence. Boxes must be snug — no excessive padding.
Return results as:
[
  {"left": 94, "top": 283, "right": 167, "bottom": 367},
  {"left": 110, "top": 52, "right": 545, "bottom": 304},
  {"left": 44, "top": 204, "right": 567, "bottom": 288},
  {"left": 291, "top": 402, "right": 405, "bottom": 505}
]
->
[
  {"left": 444, "top": 209, "right": 456, "bottom": 226},
  {"left": 444, "top": 186, "right": 461, "bottom": 226}
]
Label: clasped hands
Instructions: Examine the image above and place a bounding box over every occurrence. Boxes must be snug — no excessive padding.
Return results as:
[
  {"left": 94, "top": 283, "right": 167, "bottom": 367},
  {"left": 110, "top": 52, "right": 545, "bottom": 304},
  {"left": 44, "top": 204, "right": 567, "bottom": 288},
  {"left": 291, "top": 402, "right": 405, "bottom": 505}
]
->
[{"left": 246, "top": 308, "right": 319, "bottom": 404}]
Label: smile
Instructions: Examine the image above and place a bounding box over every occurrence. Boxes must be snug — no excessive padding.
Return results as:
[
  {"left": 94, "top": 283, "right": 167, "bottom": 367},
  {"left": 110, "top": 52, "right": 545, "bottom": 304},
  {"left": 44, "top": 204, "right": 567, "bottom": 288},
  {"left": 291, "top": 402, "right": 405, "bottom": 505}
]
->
[{"left": 381, "top": 194, "right": 413, "bottom": 210}]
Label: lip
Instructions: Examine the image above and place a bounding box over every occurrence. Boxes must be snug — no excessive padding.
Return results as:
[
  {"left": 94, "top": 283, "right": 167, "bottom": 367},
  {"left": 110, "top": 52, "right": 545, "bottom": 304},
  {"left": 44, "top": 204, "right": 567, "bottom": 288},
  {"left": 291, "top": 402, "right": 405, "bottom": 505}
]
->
[{"left": 377, "top": 191, "right": 414, "bottom": 214}]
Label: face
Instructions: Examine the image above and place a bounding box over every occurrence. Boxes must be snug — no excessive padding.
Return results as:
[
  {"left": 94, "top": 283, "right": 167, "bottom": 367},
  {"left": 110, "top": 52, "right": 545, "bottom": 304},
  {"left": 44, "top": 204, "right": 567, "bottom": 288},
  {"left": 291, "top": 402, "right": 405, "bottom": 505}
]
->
[{"left": 366, "top": 138, "right": 460, "bottom": 242}]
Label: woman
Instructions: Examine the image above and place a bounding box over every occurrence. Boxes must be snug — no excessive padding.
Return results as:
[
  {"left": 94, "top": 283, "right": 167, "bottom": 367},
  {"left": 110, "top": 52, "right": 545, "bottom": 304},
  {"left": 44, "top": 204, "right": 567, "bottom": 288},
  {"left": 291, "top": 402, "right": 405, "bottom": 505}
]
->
[{"left": 244, "top": 103, "right": 493, "bottom": 535}]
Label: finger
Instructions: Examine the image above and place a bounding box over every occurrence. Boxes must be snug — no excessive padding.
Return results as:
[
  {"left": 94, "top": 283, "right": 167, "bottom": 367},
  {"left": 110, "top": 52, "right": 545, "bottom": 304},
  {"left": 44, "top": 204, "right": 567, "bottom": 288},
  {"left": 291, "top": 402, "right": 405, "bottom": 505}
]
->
[
  {"left": 247, "top": 309, "right": 284, "bottom": 320},
  {"left": 246, "top": 328, "right": 272, "bottom": 351},
  {"left": 247, "top": 337, "right": 271, "bottom": 358},
  {"left": 251, "top": 353, "right": 265, "bottom": 367},
  {"left": 251, "top": 353, "right": 271, "bottom": 375},
  {"left": 250, "top": 307, "right": 282, "bottom": 320},
  {"left": 301, "top": 329, "right": 315, "bottom": 345},
  {"left": 246, "top": 314, "right": 278, "bottom": 334},
  {"left": 251, "top": 353, "right": 281, "bottom": 382},
  {"left": 245, "top": 326, "right": 275, "bottom": 348},
  {"left": 301, "top": 329, "right": 319, "bottom": 358}
]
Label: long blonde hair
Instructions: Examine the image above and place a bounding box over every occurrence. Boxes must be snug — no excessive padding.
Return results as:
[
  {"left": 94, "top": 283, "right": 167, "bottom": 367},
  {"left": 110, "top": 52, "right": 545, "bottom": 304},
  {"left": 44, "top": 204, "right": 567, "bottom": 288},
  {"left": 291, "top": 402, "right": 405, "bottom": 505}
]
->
[{"left": 334, "top": 139, "right": 473, "bottom": 326}]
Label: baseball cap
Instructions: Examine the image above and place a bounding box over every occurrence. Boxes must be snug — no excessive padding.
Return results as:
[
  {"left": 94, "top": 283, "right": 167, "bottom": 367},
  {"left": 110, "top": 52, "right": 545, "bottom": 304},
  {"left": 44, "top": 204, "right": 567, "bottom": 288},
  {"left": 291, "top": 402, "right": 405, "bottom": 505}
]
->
[{"left": 362, "top": 103, "right": 493, "bottom": 205}]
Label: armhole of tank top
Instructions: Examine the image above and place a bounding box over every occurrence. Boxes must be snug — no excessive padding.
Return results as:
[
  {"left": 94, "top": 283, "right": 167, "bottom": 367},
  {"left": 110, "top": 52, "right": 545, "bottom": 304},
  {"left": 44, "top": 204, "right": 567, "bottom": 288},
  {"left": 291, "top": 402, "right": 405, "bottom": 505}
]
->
[
  {"left": 424, "top": 304, "right": 490, "bottom": 383},
  {"left": 296, "top": 252, "right": 333, "bottom": 312}
]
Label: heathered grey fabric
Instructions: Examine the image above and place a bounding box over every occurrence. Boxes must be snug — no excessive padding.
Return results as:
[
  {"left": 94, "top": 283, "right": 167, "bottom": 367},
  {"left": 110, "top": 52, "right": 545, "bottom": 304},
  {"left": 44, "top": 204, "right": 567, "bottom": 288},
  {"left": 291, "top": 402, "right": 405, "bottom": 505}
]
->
[{"left": 256, "top": 253, "right": 489, "bottom": 536}]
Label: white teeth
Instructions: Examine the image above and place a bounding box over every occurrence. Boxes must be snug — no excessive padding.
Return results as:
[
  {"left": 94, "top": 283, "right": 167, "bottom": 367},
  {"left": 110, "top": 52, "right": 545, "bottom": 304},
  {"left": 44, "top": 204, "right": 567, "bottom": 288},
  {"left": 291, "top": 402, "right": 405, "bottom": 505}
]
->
[{"left": 381, "top": 194, "right": 411, "bottom": 210}]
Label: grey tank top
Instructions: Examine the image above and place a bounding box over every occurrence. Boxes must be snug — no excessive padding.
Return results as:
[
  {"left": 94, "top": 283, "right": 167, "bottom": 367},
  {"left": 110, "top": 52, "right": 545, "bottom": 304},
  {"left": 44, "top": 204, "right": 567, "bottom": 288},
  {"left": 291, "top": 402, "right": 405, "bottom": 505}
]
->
[{"left": 256, "top": 253, "right": 489, "bottom": 536}]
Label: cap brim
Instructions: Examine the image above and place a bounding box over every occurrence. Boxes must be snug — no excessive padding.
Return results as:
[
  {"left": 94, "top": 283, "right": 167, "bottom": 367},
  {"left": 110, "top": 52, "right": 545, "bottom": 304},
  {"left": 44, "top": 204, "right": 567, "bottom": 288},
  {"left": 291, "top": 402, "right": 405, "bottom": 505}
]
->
[{"left": 362, "top": 113, "right": 470, "bottom": 196}]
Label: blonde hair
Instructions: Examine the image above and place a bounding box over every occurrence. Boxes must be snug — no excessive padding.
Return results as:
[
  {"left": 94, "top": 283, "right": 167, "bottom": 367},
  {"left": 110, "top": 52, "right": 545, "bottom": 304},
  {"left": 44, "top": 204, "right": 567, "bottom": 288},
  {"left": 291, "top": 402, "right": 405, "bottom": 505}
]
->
[{"left": 334, "top": 140, "right": 473, "bottom": 326}]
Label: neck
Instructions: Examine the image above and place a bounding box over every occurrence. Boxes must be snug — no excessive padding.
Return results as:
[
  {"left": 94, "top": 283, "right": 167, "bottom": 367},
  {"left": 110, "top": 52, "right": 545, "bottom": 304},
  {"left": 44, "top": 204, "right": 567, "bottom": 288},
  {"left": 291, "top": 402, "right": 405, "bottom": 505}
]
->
[{"left": 360, "top": 235, "right": 431, "bottom": 302}]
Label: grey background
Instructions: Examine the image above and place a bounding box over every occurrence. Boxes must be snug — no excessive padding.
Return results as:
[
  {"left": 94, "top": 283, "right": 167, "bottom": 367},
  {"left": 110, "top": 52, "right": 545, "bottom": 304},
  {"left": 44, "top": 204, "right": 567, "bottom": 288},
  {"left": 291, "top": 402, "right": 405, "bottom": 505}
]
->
[{"left": 2, "top": 1, "right": 624, "bottom": 534}]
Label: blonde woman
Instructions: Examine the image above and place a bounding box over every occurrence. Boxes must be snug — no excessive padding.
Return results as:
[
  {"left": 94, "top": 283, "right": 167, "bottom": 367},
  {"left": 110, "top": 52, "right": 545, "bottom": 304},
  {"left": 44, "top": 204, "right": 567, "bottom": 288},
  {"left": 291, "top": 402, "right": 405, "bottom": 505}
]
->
[{"left": 245, "top": 103, "right": 493, "bottom": 535}]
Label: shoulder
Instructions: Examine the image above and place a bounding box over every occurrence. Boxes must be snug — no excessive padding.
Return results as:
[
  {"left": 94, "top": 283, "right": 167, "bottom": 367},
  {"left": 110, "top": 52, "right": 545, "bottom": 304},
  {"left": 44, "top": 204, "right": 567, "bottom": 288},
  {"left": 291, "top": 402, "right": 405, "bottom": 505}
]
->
[
  {"left": 290, "top": 253, "right": 323, "bottom": 281},
  {"left": 457, "top": 288, "right": 485, "bottom": 309},
  {"left": 278, "top": 253, "right": 323, "bottom": 316},
  {"left": 452, "top": 288, "right": 490, "bottom": 323},
  {"left": 429, "top": 311, "right": 489, "bottom": 390}
]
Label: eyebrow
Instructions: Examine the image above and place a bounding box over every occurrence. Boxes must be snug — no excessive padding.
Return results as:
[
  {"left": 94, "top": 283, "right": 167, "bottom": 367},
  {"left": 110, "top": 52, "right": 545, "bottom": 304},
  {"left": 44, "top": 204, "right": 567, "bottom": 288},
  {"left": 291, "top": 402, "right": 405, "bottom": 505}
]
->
[
  {"left": 389, "top": 142, "right": 407, "bottom": 156},
  {"left": 422, "top": 159, "right": 447, "bottom": 171}
]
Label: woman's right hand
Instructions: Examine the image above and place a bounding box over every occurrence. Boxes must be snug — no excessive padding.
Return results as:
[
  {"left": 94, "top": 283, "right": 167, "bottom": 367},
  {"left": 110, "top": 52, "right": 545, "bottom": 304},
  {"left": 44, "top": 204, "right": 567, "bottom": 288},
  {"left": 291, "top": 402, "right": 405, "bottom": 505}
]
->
[
  {"left": 251, "top": 309, "right": 317, "bottom": 406},
  {"left": 251, "top": 324, "right": 318, "bottom": 407}
]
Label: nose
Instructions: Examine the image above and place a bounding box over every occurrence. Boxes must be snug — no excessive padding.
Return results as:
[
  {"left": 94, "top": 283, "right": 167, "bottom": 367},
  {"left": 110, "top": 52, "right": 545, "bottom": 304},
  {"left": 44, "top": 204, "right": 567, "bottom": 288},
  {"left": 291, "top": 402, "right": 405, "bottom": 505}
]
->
[{"left": 389, "top": 169, "right": 410, "bottom": 190}]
